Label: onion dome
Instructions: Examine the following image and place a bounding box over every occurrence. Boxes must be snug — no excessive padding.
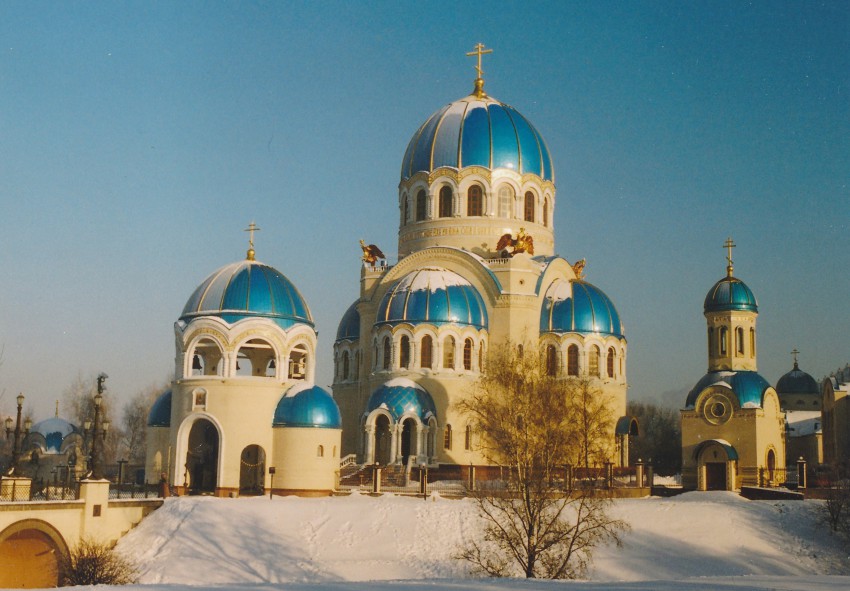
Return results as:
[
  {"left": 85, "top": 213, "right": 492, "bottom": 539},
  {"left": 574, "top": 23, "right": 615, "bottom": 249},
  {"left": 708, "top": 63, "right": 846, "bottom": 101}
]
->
[
  {"left": 776, "top": 362, "right": 819, "bottom": 395},
  {"left": 704, "top": 276, "right": 757, "bottom": 314},
  {"left": 540, "top": 279, "right": 624, "bottom": 338},
  {"left": 29, "top": 417, "right": 79, "bottom": 454},
  {"left": 685, "top": 370, "right": 771, "bottom": 409},
  {"left": 376, "top": 268, "right": 488, "bottom": 329},
  {"left": 366, "top": 378, "right": 437, "bottom": 422},
  {"left": 273, "top": 384, "right": 341, "bottom": 429},
  {"left": 181, "top": 259, "right": 313, "bottom": 330},
  {"left": 400, "top": 90, "right": 553, "bottom": 182},
  {"left": 336, "top": 300, "right": 360, "bottom": 342},
  {"left": 147, "top": 390, "right": 172, "bottom": 428}
]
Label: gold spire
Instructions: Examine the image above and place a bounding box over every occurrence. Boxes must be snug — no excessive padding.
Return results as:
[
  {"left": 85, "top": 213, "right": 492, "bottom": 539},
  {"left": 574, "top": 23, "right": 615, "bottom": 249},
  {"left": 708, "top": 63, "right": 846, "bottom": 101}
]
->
[
  {"left": 244, "top": 221, "right": 260, "bottom": 261},
  {"left": 466, "top": 42, "right": 493, "bottom": 98},
  {"left": 723, "top": 237, "right": 736, "bottom": 277},
  {"left": 55, "top": 400, "right": 59, "bottom": 418}
]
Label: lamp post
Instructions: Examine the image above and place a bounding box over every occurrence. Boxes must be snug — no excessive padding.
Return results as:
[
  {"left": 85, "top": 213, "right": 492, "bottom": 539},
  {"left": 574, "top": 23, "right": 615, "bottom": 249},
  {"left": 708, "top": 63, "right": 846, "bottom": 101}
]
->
[
  {"left": 5, "top": 393, "right": 32, "bottom": 476},
  {"left": 84, "top": 374, "right": 111, "bottom": 480}
]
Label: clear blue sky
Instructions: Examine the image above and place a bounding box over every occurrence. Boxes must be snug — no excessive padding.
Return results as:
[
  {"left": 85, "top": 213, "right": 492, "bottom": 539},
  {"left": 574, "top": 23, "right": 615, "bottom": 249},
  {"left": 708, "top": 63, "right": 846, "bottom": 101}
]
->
[{"left": 1, "top": 1, "right": 848, "bottom": 420}]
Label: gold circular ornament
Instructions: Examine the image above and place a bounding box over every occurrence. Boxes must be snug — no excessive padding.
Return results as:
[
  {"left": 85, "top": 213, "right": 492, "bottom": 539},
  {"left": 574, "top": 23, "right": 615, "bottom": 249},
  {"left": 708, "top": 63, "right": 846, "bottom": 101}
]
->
[{"left": 703, "top": 394, "right": 732, "bottom": 425}]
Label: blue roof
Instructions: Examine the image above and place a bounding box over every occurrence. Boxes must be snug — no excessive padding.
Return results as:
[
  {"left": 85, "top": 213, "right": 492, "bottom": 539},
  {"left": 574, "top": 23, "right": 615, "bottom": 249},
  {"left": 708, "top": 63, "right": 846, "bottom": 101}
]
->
[
  {"left": 376, "top": 268, "right": 488, "bottom": 329},
  {"left": 181, "top": 259, "right": 313, "bottom": 330},
  {"left": 147, "top": 390, "right": 172, "bottom": 428},
  {"left": 273, "top": 384, "right": 341, "bottom": 429},
  {"left": 704, "top": 276, "right": 758, "bottom": 313},
  {"left": 401, "top": 92, "right": 553, "bottom": 182},
  {"left": 366, "top": 379, "right": 437, "bottom": 422},
  {"left": 686, "top": 371, "right": 772, "bottom": 409},
  {"left": 540, "top": 279, "right": 624, "bottom": 337},
  {"left": 336, "top": 300, "right": 360, "bottom": 342},
  {"left": 30, "top": 417, "right": 79, "bottom": 453},
  {"left": 776, "top": 363, "right": 819, "bottom": 395}
]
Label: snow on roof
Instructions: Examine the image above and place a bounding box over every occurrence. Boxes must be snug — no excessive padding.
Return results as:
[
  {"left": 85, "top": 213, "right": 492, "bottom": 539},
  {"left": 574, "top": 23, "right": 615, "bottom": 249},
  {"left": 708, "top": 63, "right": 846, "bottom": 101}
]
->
[
  {"left": 786, "top": 410, "right": 822, "bottom": 437},
  {"left": 382, "top": 377, "right": 426, "bottom": 392}
]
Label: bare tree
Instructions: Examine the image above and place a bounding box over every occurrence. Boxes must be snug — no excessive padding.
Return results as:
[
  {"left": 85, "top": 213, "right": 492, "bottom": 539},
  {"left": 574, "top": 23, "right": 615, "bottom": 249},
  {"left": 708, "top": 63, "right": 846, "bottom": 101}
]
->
[
  {"left": 62, "top": 373, "right": 121, "bottom": 467},
  {"left": 59, "top": 537, "right": 137, "bottom": 585},
  {"left": 456, "top": 342, "right": 627, "bottom": 579},
  {"left": 120, "top": 379, "right": 170, "bottom": 465}
]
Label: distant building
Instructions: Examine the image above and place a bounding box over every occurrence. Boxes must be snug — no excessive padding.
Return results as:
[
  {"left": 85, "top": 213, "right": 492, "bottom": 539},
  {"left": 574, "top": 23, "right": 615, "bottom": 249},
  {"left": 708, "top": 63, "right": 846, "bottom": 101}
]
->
[
  {"left": 21, "top": 404, "right": 85, "bottom": 484},
  {"left": 777, "top": 353, "right": 823, "bottom": 466},
  {"left": 822, "top": 364, "right": 850, "bottom": 467}
]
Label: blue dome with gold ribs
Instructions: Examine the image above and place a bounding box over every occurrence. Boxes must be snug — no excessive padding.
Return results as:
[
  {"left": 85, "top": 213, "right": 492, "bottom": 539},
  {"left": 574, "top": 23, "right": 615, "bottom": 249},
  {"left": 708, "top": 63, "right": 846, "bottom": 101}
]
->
[
  {"left": 181, "top": 259, "right": 313, "bottom": 330},
  {"left": 704, "top": 276, "right": 758, "bottom": 313},
  {"left": 29, "top": 417, "right": 79, "bottom": 453},
  {"left": 273, "top": 384, "right": 341, "bottom": 429},
  {"left": 147, "top": 390, "right": 172, "bottom": 428},
  {"left": 366, "top": 379, "right": 437, "bottom": 422},
  {"left": 401, "top": 91, "right": 553, "bottom": 182},
  {"left": 336, "top": 300, "right": 360, "bottom": 342},
  {"left": 686, "top": 370, "right": 771, "bottom": 409},
  {"left": 376, "top": 268, "right": 488, "bottom": 329},
  {"left": 540, "top": 279, "right": 624, "bottom": 338}
]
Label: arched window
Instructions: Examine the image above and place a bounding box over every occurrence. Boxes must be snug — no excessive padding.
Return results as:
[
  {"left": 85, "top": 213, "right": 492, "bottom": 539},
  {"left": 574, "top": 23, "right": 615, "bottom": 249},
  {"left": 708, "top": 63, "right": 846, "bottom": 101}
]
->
[
  {"left": 719, "top": 327, "right": 728, "bottom": 355},
  {"left": 399, "top": 335, "right": 411, "bottom": 369},
  {"left": 498, "top": 185, "right": 513, "bottom": 218},
  {"left": 342, "top": 351, "right": 350, "bottom": 380},
  {"left": 465, "top": 425, "right": 473, "bottom": 450},
  {"left": 545, "top": 344, "right": 558, "bottom": 376},
  {"left": 467, "top": 185, "right": 483, "bottom": 216},
  {"left": 416, "top": 189, "right": 427, "bottom": 221},
  {"left": 749, "top": 328, "right": 756, "bottom": 358},
  {"left": 589, "top": 345, "right": 600, "bottom": 377},
  {"left": 736, "top": 327, "right": 744, "bottom": 355},
  {"left": 421, "top": 335, "right": 433, "bottom": 369},
  {"left": 317, "top": 445, "right": 324, "bottom": 457},
  {"left": 524, "top": 191, "right": 535, "bottom": 222},
  {"left": 382, "top": 336, "right": 391, "bottom": 370},
  {"left": 288, "top": 344, "right": 308, "bottom": 380},
  {"left": 567, "top": 344, "right": 579, "bottom": 376},
  {"left": 607, "top": 347, "right": 615, "bottom": 378},
  {"left": 444, "top": 424, "right": 453, "bottom": 449},
  {"left": 443, "top": 336, "right": 455, "bottom": 369},
  {"left": 463, "top": 338, "right": 473, "bottom": 370},
  {"left": 439, "top": 186, "right": 453, "bottom": 218}
]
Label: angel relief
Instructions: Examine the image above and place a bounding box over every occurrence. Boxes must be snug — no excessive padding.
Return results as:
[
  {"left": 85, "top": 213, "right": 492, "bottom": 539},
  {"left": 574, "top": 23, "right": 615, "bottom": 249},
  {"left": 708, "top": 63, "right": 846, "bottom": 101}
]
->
[{"left": 496, "top": 228, "right": 534, "bottom": 257}]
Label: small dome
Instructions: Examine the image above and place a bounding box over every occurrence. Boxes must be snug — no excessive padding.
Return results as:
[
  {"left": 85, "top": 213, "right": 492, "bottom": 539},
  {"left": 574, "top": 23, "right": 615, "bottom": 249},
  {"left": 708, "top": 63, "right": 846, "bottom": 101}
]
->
[
  {"left": 376, "top": 268, "right": 488, "bottom": 329},
  {"left": 273, "top": 384, "right": 341, "bottom": 429},
  {"left": 147, "top": 390, "right": 172, "bottom": 428},
  {"left": 366, "top": 378, "right": 437, "bottom": 422},
  {"left": 29, "top": 417, "right": 79, "bottom": 453},
  {"left": 401, "top": 91, "right": 553, "bottom": 182},
  {"left": 686, "top": 370, "right": 771, "bottom": 409},
  {"left": 704, "top": 276, "right": 758, "bottom": 314},
  {"left": 540, "top": 279, "right": 624, "bottom": 337},
  {"left": 776, "top": 363, "right": 819, "bottom": 395},
  {"left": 336, "top": 300, "right": 360, "bottom": 341},
  {"left": 181, "top": 259, "right": 313, "bottom": 330}
]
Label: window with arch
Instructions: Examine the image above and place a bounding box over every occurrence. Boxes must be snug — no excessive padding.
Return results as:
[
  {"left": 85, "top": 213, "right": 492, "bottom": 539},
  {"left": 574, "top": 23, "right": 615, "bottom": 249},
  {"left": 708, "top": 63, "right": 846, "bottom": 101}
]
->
[
  {"left": 749, "top": 328, "right": 755, "bottom": 358},
  {"left": 288, "top": 344, "right": 308, "bottom": 380},
  {"left": 467, "top": 185, "right": 483, "bottom": 216},
  {"left": 463, "top": 338, "right": 473, "bottom": 370},
  {"left": 439, "top": 186, "right": 453, "bottom": 218},
  {"left": 373, "top": 341, "right": 379, "bottom": 369},
  {"left": 719, "top": 327, "right": 728, "bottom": 355},
  {"left": 236, "top": 338, "right": 277, "bottom": 377},
  {"left": 416, "top": 189, "right": 427, "bottom": 221},
  {"left": 317, "top": 445, "right": 324, "bottom": 458},
  {"left": 524, "top": 191, "right": 535, "bottom": 222},
  {"left": 382, "top": 336, "right": 391, "bottom": 370},
  {"left": 589, "top": 345, "right": 600, "bottom": 377},
  {"left": 444, "top": 424, "right": 453, "bottom": 449},
  {"left": 421, "top": 335, "right": 433, "bottom": 369},
  {"left": 465, "top": 424, "right": 473, "bottom": 450},
  {"left": 545, "top": 344, "right": 558, "bottom": 376},
  {"left": 543, "top": 198, "right": 549, "bottom": 227},
  {"left": 189, "top": 337, "right": 222, "bottom": 377},
  {"left": 736, "top": 327, "right": 744, "bottom": 355},
  {"left": 342, "top": 350, "right": 350, "bottom": 380},
  {"left": 443, "top": 336, "right": 455, "bottom": 369},
  {"left": 619, "top": 350, "right": 624, "bottom": 375},
  {"left": 607, "top": 347, "right": 615, "bottom": 378},
  {"left": 567, "top": 344, "right": 579, "bottom": 376},
  {"left": 400, "top": 335, "right": 411, "bottom": 369},
  {"left": 498, "top": 185, "right": 513, "bottom": 218}
]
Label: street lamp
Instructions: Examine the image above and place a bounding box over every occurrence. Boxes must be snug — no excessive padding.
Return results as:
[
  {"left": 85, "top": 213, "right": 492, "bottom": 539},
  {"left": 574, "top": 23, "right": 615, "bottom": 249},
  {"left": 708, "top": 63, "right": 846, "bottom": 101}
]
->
[
  {"left": 5, "top": 393, "right": 32, "bottom": 476},
  {"left": 84, "top": 374, "right": 111, "bottom": 480}
]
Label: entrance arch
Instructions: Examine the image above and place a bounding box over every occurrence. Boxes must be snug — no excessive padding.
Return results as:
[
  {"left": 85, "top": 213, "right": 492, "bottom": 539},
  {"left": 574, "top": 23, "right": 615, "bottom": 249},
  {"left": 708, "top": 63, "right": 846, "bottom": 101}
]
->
[
  {"left": 186, "top": 418, "right": 219, "bottom": 494},
  {"left": 0, "top": 519, "right": 68, "bottom": 588},
  {"left": 766, "top": 448, "right": 776, "bottom": 484},
  {"left": 694, "top": 439, "right": 738, "bottom": 491},
  {"left": 401, "top": 418, "right": 416, "bottom": 464},
  {"left": 239, "top": 445, "right": 266, "bottom": 496},
  {"left": 374, "top": 414, "right": 392, "bottom": 465}
]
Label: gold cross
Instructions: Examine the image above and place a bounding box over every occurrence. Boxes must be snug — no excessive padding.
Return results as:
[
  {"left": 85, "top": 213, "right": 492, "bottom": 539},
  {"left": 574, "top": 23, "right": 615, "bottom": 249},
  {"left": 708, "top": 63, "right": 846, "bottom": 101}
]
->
[
  {"left": 466, "top": 43, "right": 493, "bottom": 79},
  {"left": 244, "top": 221, "right": 261, "bottom": 250},
  {"left": 723, "top": 237, "right": 735, "bottom": 275},
  {"left": 791, "top": 348, "right": 800, "bottom": 366}
]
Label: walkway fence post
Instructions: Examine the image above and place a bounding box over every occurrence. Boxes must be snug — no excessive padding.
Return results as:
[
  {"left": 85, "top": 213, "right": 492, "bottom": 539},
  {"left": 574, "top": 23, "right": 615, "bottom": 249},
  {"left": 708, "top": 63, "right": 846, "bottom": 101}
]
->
[{"left": 797, "top": 457, "right": 807, "bottom": 489}]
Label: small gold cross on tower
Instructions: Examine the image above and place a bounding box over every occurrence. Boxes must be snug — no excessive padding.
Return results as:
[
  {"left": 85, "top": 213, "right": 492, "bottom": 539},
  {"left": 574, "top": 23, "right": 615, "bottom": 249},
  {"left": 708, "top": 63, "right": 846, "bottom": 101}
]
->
[
  {"left": 791, "top": 348, "right": 800, "bottom": 368},
  {"left": 723, "top": 237, "right": 736, "bottom": 277},
  {"left": 466, "top": 43, "right": 493, "bottom": 98},
  {"left": 244, "top": 221, "right": 261, "bottom": 261}
]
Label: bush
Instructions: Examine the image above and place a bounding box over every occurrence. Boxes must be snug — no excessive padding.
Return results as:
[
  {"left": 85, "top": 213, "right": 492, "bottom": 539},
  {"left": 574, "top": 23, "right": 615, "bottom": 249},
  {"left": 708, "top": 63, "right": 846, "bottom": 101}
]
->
[{"left": 59, "top": 537, "right": 137, "bottom": 586}]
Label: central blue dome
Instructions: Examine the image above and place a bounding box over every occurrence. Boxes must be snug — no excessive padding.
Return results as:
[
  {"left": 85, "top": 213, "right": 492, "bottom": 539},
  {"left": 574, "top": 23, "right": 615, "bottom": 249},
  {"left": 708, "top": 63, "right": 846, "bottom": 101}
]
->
[
  {"left": 686, "top": 370, "right": 771, "bottom": 409},
  {"left": 704, "top": 276, "right": 758, "bottom": 313},
  {"left": 181, "top": 259, "right": 313, "bottom": 330},
  {"left": 376, "top": 268, "right": 488, "bottom": 329},
  {"left": 273, "top": 384, "right": 341, "bottom": 429},
  {"left": 540, "top": 279, "right": 624, "bottom": 338},
  {"left": 401, "top": 91, "right": 553, "bottom": 182},
  {"left": 366, "top": 379, "right": 437, "bottom": 422}
]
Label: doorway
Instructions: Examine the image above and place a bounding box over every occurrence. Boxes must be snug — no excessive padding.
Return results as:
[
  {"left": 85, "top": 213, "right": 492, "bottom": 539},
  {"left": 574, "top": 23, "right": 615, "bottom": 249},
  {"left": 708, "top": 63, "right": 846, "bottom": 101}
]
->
[
  {"left": 186, "top": 419, "right": 219, "bottom": 494},
  {"left": 239, "top": 445, "right": 266, "bottom": 496},
  {"left": 705, "top": 462, "right": 727, "bottom": 490}
]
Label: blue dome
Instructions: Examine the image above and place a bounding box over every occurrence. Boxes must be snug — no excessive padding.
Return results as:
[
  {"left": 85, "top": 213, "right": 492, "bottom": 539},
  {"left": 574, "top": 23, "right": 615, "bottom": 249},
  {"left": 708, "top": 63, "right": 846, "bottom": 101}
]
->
[
  {"left": 30, "top": 417, "right": 79, "bottom": 453},
  {"left": 181, "top": 259, "right": 313, "bottom": 330},
  {"left": 366, "top": 379, "right": 437, "bottom": 422},
  {"left": 273, "top": 384, "right": 341, "bottom": 429},
  {"left": 336, "top": 300, "right": 360, "bottom": 341},
  {"left": 686, "top": 371, "right": 772, "bottom": 409},
  {"left": 147, "top": 390, "right": 172, "bottom": 428},
  {"left": 376, "top": 268, "right": 488, "bottom": 329},
  {"left": 704, "top": 276, "right": 758, "bottom": 313},
  {"left": 401, "top": 91, "right": 553, "bottom": 182},
  {"left": 540, "top": 280, "right": 624, "bottom": 337},
  {"left": 776, "top": 363, "right": 819, "bottom": 395}
]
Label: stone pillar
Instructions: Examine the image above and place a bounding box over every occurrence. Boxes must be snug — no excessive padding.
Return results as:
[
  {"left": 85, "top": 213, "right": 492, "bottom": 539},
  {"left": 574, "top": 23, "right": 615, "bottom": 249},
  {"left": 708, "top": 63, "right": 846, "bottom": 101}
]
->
[
  {"left": 79, "top": 479, "right": 110, "bottom": 540},
  {"left": 605, "top": 461, "right": 614, "bottom": 489},
  {"left": 646, "top": 461, "right": 655, "bottom": 489},
  {"left": 797, "top": 457, "right": 808, "bottom": 489},
  {"left": 389, "top": 424, "right": 399, "bottom": 463},
  {"left": 635, "top": 458, "right": 645, "bottom": 488},
  {"left": 372, "top": 465, "right": 382, "bottom": 494},
  {"left": 364, "top": 424, "right": 375, "bottom": 464}
]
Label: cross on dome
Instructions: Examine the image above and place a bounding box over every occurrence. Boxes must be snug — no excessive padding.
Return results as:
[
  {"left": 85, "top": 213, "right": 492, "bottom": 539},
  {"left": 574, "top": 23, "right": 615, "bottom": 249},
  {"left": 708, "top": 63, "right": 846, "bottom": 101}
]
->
[
  {"left": 724, "top": 237, "right": 736, "bottom": 277},
  {"left": 791, "top": 348, "right": 800, "bottom": 369},
  {"left": 466, "top": 42, "right": 493, "bottom": 98},
  {"left": 244, "top": 221, "right": 261, "bottom": 261}
]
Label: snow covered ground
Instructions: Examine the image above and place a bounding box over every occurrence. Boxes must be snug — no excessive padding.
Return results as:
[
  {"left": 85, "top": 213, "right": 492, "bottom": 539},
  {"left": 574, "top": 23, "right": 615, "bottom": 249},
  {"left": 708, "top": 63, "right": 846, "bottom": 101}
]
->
[{"left": 109, "top": 491, "right": 850, "bottom": 591}]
